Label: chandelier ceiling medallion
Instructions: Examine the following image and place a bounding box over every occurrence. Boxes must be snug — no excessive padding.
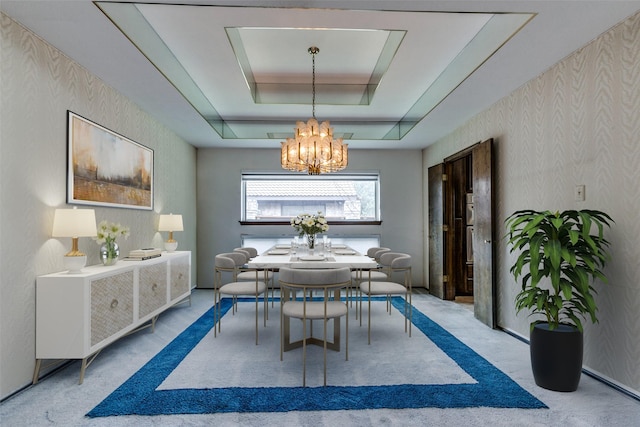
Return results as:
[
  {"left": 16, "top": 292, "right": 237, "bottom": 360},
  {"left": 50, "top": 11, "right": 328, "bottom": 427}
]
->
[{"left": 281, "top": 46, "right": 348, "bottom": 175}]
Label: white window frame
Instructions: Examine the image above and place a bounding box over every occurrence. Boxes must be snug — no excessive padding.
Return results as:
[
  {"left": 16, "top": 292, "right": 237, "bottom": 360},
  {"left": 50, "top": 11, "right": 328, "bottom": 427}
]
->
[{"left": 240, "top": 171, "right": 381, "bottom": 224}]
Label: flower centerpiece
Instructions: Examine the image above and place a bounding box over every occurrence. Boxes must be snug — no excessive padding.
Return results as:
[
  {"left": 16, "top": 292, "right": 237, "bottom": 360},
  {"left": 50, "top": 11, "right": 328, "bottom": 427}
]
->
[
  {"left": 290, "top": 212, "right": 329, "bottom": 249},
  {"left": 94, "top": 220, "right": 130, "bottom": 265}
]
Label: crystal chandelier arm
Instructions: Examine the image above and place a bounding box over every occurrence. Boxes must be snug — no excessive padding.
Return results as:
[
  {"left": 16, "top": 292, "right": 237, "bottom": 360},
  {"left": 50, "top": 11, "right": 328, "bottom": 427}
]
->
[{"left": 281, "top": 46, "right": 348, "bottom": 175}]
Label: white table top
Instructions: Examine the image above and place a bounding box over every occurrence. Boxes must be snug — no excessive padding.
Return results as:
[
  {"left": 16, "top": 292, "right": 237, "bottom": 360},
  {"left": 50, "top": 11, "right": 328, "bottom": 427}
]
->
[{"left": 247, "top": 246, "right": 377, "bottom": 269}]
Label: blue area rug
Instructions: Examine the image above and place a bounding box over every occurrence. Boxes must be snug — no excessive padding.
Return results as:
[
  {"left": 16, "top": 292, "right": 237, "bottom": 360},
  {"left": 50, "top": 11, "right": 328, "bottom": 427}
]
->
[{"left": 87, "top": 297, "right": 546, "bottom": 417}]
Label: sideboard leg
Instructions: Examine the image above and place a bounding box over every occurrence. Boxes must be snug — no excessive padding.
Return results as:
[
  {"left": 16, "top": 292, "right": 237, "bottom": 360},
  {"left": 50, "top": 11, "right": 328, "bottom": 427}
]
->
[
  {"left": 151, "top": 315, "right": 158, "bottom": 333},
  {"left": 32, "top": 359, "right": 42, "bottom": 384},
  {"left": 79, "top": 357, "right": 88, "bottom": 385}
]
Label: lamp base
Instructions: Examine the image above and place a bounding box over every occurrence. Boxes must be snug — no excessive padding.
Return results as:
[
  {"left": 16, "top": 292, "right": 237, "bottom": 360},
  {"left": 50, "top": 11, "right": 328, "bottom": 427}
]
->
[
  {"left": 63, "top": 255, "right": 87, "bottom": 274},
  {"left": 164, "top": 241, "right": 178, "bottom": 252}
]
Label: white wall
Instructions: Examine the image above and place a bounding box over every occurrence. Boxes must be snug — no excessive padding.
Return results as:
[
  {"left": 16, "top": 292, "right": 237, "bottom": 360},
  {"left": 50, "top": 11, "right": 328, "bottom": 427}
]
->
[
  {"left": 0, "top": 14, "right": 198, "bottom": 399},
  {"left": 423, "top": 11, "right": 640, "bottom": 395},
  {"left": 196, "top": 147, "right": 424, "bottom": 289}
]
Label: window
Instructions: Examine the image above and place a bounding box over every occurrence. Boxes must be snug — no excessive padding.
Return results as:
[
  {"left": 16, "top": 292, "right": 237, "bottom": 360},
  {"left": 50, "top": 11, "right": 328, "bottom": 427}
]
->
[{"left": 241, "top": 172, "right": 380, "bottom": 224}]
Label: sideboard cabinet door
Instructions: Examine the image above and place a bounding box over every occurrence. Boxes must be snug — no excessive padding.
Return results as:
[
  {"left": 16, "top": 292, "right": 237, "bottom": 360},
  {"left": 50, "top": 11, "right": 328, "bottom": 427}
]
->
[
  {"left": 139, "top": 262, "right": 168, "bottom": 319},
  {"left": 170, "top": 253, "right": 191, "bottom": 301},
  {"left": 90, "top": 270, "right": 134, "bottom": 347}
]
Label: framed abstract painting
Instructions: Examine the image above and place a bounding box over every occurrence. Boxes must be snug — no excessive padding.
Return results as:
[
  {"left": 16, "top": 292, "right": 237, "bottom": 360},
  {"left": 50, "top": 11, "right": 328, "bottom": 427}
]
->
[{"left": 67, "top": 111, "right": 154, "bottom": 210}]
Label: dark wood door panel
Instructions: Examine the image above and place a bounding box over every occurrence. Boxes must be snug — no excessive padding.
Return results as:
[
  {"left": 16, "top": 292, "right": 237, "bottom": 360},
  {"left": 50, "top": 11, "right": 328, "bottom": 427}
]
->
[
  {"left": 428, "top": 164, "right": 444, "bottom": 299},
  {"left": 473, "top": 139, "right": 495, "bottom": 328}
]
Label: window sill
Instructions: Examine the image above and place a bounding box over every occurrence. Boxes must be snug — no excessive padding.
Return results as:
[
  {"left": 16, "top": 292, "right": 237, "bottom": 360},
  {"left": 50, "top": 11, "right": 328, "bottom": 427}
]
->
[{"left": 239, "top": 220, "right": 382, "bottom": 226}]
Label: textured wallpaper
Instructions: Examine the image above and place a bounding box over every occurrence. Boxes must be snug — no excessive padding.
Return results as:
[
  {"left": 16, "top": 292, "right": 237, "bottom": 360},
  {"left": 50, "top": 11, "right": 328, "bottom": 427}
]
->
[
  {"left": 0, "top": 13, "right": 197, "bottom": 398},
  {"left": 423, "top": 12, "right": 640, "bottom": 394}
]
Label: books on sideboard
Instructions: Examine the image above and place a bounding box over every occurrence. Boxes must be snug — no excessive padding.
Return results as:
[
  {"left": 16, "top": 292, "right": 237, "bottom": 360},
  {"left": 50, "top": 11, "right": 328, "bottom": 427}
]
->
[{"left": 124, "top": 248, "right": 162, "bottom": 260}]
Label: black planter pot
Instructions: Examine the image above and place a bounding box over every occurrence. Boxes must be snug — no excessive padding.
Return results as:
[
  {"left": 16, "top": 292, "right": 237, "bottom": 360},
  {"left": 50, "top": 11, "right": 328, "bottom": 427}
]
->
[{"left": 530, "top": 322, "right": 583, "bottom": 392}]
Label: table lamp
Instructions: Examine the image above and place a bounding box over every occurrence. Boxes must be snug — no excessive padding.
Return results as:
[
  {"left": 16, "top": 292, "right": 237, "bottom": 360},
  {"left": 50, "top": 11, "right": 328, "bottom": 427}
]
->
[
  {"left": 52, "top": 207, "right": 97, "bottom": 273},
  {"left": 158, "top": 213, "right": 183, "bottom": 252}
]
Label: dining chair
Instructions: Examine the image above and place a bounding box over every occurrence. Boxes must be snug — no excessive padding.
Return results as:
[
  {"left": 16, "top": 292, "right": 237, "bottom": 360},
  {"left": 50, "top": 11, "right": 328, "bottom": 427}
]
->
[
  {"left": 355, "top": 247, "right": 394, "bottom": 320},
  {"left": 279, "top": 266, "right": 351, "bottom": 387},
  {"left": 234, "top": 247, "right": 276, "bottom": 308},
  {"left": 214, "top": 252, "right": 267, "bottom": 345},
  {"left": 238, "top": 247, "right": 258, "bottom": 258},
  {"left": 351, "top": 247, "right": 391, "bottom": 317},
  {"left": 359, "top": 252, "right": 412, "bottom": 344}
]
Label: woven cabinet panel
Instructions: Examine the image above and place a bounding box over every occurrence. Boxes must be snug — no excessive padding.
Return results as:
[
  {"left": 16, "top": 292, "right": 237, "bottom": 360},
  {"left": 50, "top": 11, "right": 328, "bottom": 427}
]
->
[
  {"left": 139, "top": 263, "right": 167, "bottom": 318},
  {"left": 91, "top": 271, "right": 134, "bottom": 346},
  {"left": 170, "top": 256, "right": 190, "bottom": 300}
]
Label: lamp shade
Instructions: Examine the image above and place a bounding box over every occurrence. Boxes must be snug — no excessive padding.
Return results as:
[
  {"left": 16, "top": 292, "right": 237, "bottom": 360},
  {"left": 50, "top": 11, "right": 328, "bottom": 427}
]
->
[
  {"left": 52, "top": 207, "right": 97, "bottom": 237},
  {"left": 158, "top": 214, "right": 183, "bottom": 232}
]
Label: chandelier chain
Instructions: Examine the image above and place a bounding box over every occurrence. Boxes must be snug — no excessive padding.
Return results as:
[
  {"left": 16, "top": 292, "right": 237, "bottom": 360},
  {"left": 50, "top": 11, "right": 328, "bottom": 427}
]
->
[{"left": 311, "top": 47, "right": 316, "bottom": 119}]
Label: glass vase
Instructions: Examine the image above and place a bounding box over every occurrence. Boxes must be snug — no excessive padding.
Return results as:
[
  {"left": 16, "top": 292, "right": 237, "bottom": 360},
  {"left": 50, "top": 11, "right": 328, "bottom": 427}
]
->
[
  {"left": 306, "top": 234, "right": 316, "bottom": 255},
  {"left": 100, "top": 242, "right": 120, "bottom": 266}
]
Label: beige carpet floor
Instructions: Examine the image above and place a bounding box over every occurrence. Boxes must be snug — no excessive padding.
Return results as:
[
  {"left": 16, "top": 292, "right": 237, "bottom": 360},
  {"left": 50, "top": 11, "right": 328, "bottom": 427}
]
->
[{"left": 1, "top": 289, "right": 639, "bottom": 426}]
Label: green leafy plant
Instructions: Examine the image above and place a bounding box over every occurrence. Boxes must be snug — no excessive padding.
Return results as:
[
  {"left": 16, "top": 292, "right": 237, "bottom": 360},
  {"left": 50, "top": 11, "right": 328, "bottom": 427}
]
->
[{"left": 505, "top": 209, "right": 613, "bottom": 332}]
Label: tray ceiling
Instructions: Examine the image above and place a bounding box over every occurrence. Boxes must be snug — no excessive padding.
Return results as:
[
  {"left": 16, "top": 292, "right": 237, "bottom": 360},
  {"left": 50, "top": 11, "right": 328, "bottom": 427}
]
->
[
  {"left": 2, "top": 1, "right": 639, "bottom": 149},
  {"left": 98, "top": 3, "right": 531, "bottom": 142}
]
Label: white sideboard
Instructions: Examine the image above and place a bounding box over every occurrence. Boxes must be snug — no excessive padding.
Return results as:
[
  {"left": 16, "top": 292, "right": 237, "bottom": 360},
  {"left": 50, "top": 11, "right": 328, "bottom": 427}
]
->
[{"left": 33, "top": 251, "right": 191, "bottom": 384}]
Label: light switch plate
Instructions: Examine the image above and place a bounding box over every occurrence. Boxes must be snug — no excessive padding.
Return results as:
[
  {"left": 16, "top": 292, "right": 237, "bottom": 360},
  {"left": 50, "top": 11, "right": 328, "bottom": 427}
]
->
[{"left": 575, "top": 185, "right": 585, "bottom": 201}]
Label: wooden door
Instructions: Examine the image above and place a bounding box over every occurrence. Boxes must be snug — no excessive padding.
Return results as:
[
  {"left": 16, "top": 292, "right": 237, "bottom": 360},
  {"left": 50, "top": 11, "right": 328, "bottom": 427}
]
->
[
  {"left": 428, "top": 164, "right": 445, "bottom": 299},
  {"left": 451, "top": 156, "right": 473, "bottom": 296},
  {"left": 472, "top": 139, "right": 495, "bottom": 328}
]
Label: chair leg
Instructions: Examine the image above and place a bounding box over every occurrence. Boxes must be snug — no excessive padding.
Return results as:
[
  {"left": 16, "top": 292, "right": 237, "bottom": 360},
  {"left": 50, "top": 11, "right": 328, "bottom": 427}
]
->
[
  {"left": 404, "top": 295, "right": 408, "bottom": 334},
  {"left": 409, "top": 291, "right": 412, "bottom": 337},
  {"left": 406, "top": 291, "right": 412, "bottom": 337},
  {"left": 215, "top": 290, "right": 223, "bottom": 335},
  {"left": 213, "top": 289, "right": 218, "bottom": 337},
  {"left": 352, "top": 270, "right": 360, "bottom": 320},
  {"left": 345, "top": 305, "right": 349, "bottom": 361},
  {"left": 254, "top": 294, "right": 258, "bottom": 345},
  {"left": 280, "top": 299, "right": 284, "bottom": 362},
  {"left": 323, "top": 316, "right": 327, "bottom": 387},
  {"left": 271, "top": 281, "right": 275, "bottom": 308},
  {"left": 302, "top": 318, "right": 307, "bottom": 387},
  {"left": 359, "top": 290, "right": 363, "bottom": 326},
  {"left": 349, "top": 282, "right": 359, "bottom": 320},
  {"left": 218, "top": 293, "right": 223, "bottom": 333},
  {"left": 263, "top": 292, "right": 268, "bottom": 328},
  {"left": 261, "top": 270, "right": 274, "bottom": 316},
  {"left": 367, "top": 293, "right": 372, "bottom": 345},
  {"left": 270, "top": 270, "right": 275, "bottom": 308}
]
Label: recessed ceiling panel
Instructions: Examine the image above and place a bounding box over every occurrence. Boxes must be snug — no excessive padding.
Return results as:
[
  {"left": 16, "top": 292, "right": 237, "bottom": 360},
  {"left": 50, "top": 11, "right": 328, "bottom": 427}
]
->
[
  {"left": 235, "top": 28, "right": 389, "bottom": 84},
  {"left": 226, "top": 27, "right": 404, "bottom": 105}
]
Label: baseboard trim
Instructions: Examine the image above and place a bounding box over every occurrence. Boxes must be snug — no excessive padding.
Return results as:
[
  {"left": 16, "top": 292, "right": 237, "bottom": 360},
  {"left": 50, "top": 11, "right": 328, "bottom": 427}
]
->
[{"left": 1, "top": 360, "right": 74, "bottom": 403}]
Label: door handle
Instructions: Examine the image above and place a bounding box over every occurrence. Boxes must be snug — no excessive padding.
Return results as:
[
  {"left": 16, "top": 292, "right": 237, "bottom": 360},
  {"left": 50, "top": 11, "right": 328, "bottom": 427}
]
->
[{"left": 484, "top": 240, "right": 491, "bottom": 244}]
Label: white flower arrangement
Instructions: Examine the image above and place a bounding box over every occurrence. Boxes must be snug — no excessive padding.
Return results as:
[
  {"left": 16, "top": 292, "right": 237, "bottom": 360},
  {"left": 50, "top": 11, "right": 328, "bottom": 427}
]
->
[
  {"left": 94, "top": 221, "right": 130, "bottom": 261},
  {"left": 94, "top": 221, "right": 130, "bottom": 245},
  {"left": 290, "top": 212, "right": 329, "bottom": 237}
]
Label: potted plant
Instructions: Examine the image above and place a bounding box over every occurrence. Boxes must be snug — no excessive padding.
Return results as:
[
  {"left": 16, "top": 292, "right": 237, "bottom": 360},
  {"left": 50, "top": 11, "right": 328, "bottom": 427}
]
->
[{"left": 505, "top": 209, "right": 613, "bottom": 391}]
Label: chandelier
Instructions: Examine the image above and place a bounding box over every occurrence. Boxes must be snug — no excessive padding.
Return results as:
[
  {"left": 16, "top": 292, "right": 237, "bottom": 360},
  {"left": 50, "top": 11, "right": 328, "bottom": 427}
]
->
[{"left": 281, "top": 46, "right": 348, "bottom": 175}]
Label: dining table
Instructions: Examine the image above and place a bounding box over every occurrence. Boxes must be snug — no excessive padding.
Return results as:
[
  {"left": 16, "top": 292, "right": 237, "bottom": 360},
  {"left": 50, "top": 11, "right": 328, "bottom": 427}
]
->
[
  {"left": 247, "top": 244, "right": 378, "bottom": 270},
  {"left": 247, "top": 244, "right": 378, "bottom": 352}
]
